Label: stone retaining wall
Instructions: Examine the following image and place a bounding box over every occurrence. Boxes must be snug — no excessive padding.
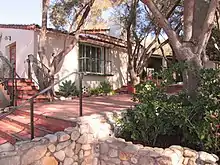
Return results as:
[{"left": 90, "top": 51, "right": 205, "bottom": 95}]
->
[
  {"left": 0, "top": 111, "right": 219, "bottom": 165},
  {"left": 98, "top": 137, "right": 219, "bottom": 165}
]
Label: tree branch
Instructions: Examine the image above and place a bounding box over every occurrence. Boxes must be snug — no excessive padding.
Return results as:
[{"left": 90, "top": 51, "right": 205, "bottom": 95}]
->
[
  {"left": 73, "top": 0, "right": 95, "bottom": 33},
  {"left": 183, "top": 0, "right": 195, "bottom": 41},
  {"left": 197, "top": 0, "right": 218, "bottom": 54},
  {"left": 136, "top": 20, "right": 181, "bottom": 74},
  {"left": 215, "top": 10, "right": 220, "bottom": 29},
  {"left": 141, "top": 0, "right": 182, "bottom": 52},
  {"left": 63, "top": 3, "right": 89, "bottom": 48},
  {"left": 50, "top": 0, "right": 95, "bottom": 74}
]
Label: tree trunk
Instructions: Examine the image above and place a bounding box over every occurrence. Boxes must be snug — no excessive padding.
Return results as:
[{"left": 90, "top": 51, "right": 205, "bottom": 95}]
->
[
  {"left": 38, "top": 0, "right": 50, "bottom": 82},
  {"left": 177, "top": 47, "right": 203, "bottom": 96},
  {"left": 38, "top": 0, "right": 54, "bottom": 100},
  {"left": 128, "top": 65, "right": 139, "bottom": 85}
]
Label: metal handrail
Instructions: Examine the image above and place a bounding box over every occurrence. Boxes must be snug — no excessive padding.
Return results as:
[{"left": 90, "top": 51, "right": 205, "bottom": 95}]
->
[
  {"left": 28, "top": 54, "right": 50, "bottom": 73},
  {"left": 27, "top": 54, "right": 52, "bottom": 87},
  {"left": 0, "top": 71, "right": 84, "bottom": 119},
  {"left": 0, "top": 55, "right": 20, "bottom": 79},
  {"left": 0, "top": 55, "right": 21, "bottom": 106}
]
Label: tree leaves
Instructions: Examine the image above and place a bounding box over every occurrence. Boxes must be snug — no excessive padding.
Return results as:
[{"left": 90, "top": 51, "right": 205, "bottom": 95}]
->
[
  {"left": 49, "top": 0, "right": 86, "bottom": 30},
  {"left": 207, "top": 27, "right": 220, "bottom": 61},
  {"left": 49, "top": 0, "right": 120, "bottom": 30}
]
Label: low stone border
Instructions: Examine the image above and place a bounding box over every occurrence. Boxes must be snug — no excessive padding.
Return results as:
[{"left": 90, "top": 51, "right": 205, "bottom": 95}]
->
[
  {"left": 0, "top": 110, "right": 218, "bottom": 165},
  {"left": 98, "top": 137, "right": 219, "bottom": 165}
]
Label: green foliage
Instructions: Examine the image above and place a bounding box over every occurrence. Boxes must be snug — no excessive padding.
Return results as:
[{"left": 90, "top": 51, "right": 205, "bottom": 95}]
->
[
  {"left": 89, "top": 87, "right": 101, "bottom": 96},
  {"left": 58, "top": 80, "right": 79, "bottom": 97},
  {"left": 117, "top": 66, "right": 220, "bottom": 154},
  {"left": 50, "top": 0, "right": 77, "bottom": 29},
  {"left": 89, "top": 81, "right": 113, "bottom": 96},
  {"left": 99, "top": 81, "right": 112, "bottom": 94},
  {"left": 154, "top": 61, "right": 186, "bottom": 86},
  {"left": 206, "top": 27, "right": 220, "bottom": 61}
]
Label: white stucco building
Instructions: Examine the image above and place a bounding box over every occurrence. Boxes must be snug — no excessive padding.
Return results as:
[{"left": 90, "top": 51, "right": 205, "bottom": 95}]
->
[{"left": 0, "top": 24, "right": 129, "bottom": 91}]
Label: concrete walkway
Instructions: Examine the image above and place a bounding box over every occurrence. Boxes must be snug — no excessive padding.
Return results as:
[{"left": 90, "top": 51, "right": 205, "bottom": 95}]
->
[{"left": 21, "top": 94, "right": 135, "bottom": 120}]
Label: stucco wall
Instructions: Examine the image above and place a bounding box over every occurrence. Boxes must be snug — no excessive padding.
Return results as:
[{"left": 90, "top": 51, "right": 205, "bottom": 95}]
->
[
  {"left": 0, "top": 28, "right": 128, "bottom": 90},
  {"left": 0, "top": 28, "right": 35, "bottom": 78},
  {"left": 29, "top": 31, "right": 79, "bottom": 90},
  {"left": 33, "top": 32, "right": 128, "bottom": 91},
  {"left": 108, "top": 47, "right": 128, "bottom": 89}
]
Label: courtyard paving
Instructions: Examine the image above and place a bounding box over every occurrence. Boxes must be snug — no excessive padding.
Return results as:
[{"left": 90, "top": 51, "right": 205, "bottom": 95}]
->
[{"left": 20, "top": 94, "right": 135, "bottom": 120}]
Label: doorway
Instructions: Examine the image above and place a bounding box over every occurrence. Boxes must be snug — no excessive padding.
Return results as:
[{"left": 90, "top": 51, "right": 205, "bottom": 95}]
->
[{"left": 8, "top": 42, "right": 16, "bottom": 77}]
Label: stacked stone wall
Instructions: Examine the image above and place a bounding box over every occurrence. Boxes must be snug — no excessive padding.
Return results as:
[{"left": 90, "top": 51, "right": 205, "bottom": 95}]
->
[{"left": 0, "top": 111, "right": 218, "bottom": 165}]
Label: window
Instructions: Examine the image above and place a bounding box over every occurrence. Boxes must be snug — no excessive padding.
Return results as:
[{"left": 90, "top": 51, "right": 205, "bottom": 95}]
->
[{"left": 79, "top": 43, "right": 112, "bottom": 74}]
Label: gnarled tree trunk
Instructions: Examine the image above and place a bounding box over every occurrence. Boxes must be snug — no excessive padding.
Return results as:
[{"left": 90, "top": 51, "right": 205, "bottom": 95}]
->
[
  {"left": 36, "top": 0, "right": 95, "bottom": 100},
  {"left": 141, "top": 0, "right": 217, "bottom": 96}
]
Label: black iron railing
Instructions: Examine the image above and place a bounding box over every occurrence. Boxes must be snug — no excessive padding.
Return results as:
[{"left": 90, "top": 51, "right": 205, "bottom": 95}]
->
[
  {"left": 26, "top": 54, "right": 51, "bottom": 86},
  {"left": 0, "top": 71, "right": 85, "bottom": 140},
  {"left": 0, "top": 55, "right": 20, "bottom": 106}
]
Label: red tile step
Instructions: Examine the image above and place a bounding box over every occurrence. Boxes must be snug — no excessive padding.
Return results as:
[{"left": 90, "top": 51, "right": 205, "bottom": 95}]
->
[
  {"left": 5, "top": 114, "right": 53, "bottom": 134},
  {"left": 13, "top": 110, "right": 75, "bottom": 131},
  {"left": 16, "top": 90, "right": 38, "bottom": 96},
  {"left": 3, "top": 78, "right": 51, "bottom": 105},
  {"left": 16, "top": 94, "right": 49, "bottom": 100},
  {"left": 0, "top": 109, "right": 76, "bottom": 145},
  {"left": 7, "top": 81, "right": 35, "bottom": 87},
  {"left": 0, "top": 137, "right": 7, "bottom": 144},
  {"left": 2, "top": 116, "right": 48, "bottom": 137},
  {"left": 16, "top": 98, "right": 50, "bottom": 105},
  {"left": 0, "top": 120, "right": 25, "bottom": 144}
]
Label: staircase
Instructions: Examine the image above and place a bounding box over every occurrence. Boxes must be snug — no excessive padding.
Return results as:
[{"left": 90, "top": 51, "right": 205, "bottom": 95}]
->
[
  {"left": 3, "top": 78, "right": 50, "bottom": 105},
  {"left": 0, "top": 109, "right": 75, "bottom": 144}
]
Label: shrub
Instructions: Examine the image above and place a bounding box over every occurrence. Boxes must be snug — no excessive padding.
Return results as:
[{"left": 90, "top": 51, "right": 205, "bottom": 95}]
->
[
  {"left": 99, "top": 81, "right": 112, "bottom": 95},
  {"left": 89, "top": 81, "right": 113, "bottom": 96},
  {"left": 116, "top": 65, "right": 220, "bottom": 154},
  {"left": 89, "top": 87, "right": 101, "bottom": 96},
  {"left": 58, "top": 80, "right": 79, "bottom": 97}
]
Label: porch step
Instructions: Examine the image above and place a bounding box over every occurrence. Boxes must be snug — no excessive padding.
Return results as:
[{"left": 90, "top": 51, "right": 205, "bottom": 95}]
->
[
  {"left": 0, "top": 109, "right": 76, "bottom": 145},
  {"left": 7, "top": 81, "right": 35, "bottom": 87},
  {"left": 0, "top": 137, "right": 7, "bottom": 144},
  {"left": 13, "top": 110, "right": 75, "bottom": 131},
  {"left": 6, "top": 78, "right": 32, "bottom": 83},
  {"left": 2, "top": 116, "right": 48, "bottom": 137},
  {"left": 16, "top": 94, "right": 49, "bottom": 100},
  {"left": 0, "top": 120, "right": 26, "bottom": 143},
  {"left": 2, "top": 78, "right": 50, "bottom": 105},
  {"left": 16, "top": 98, "right": 50, "bottom": 105},
  {"left": 5, "top": 115, "right": 53, "bottom": 134}
]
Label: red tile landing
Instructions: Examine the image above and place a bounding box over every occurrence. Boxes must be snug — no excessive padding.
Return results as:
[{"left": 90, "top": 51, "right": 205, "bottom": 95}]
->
[
  {"left": 20, "top": 94, "right": 135, "bottom": 120},
  {"left": 0, "top": 94, "right": 134, "bottom": 144}
]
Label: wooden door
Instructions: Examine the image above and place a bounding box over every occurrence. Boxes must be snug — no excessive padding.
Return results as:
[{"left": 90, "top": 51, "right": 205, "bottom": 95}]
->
[{"left": 9, "top": 43, "right": 16, "bottom": 77}]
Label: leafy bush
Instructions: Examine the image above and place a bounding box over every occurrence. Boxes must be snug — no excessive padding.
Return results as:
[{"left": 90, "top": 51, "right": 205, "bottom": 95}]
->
[
  {"left": 89, "top": 81, "right": 113, "bottom": 96},
  {"left": 89, "top": 87, "right": 101, "bottom": 96},
  {"left": 99, "top": 81, "right": 112, "bottom": 95},
  {"left": 58, "top": 80, "right": 79, "bottom": 97},
  {"left": 116, "top": 66, "right": 220, "bottom": 154}
]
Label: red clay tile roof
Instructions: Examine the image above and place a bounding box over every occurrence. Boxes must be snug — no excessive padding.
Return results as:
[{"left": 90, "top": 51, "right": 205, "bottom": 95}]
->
[
  {"left": 0, "top": 24, "right": 127, "bottom": 48},
  {"left": 0, "top": 24, "right": 39, "bottom": 30}
]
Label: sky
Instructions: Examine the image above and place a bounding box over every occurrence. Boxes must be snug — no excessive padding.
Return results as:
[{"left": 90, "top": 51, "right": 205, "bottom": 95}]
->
[
  {"left": 0, "top": 0, "right": 42, "bottom": 25},
  {"left": 0, "top": 0, "right": 121, "bottom": 36}
]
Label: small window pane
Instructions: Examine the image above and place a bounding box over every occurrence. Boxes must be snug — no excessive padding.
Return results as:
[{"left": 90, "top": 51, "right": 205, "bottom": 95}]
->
[
  {"left": 79, "top": 44, "right": 83, "bottom": 58},
  {"left": 79, "top": 44, "right": 111, "bottom": 74},
  {"left": 86, "top": 58, "right": 90, "bottom": 72},
  {"left": 86, "top": 46, "right": 90, "bottom": 58}
]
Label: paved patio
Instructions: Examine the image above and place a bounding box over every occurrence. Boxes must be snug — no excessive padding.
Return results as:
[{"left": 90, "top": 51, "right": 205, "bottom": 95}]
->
[{"left": 21, "top": 94, "right": 135, "bottom": 120}]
